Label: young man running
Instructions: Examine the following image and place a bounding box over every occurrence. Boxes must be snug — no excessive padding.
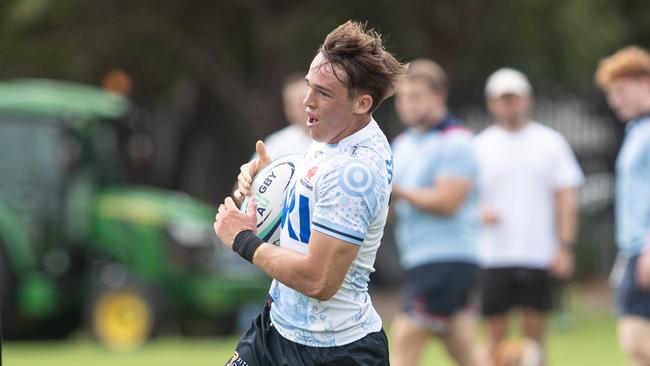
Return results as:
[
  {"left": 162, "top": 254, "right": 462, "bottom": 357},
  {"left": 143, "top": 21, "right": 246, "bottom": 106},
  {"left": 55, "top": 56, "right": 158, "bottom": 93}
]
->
[{"left": 215, "top": 20, "right": 406, "bottom": 366}]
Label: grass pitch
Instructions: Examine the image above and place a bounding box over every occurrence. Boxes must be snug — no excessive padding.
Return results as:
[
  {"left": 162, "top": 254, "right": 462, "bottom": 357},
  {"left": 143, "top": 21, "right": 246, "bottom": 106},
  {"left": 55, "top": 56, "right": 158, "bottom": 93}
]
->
[{"left": 3, "top": 285, "right": 626, "bottom": 366}]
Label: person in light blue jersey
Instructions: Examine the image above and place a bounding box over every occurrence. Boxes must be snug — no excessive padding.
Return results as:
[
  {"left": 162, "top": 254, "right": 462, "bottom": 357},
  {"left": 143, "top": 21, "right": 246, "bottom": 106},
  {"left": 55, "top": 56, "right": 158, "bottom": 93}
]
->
[
  {"left": 596, "top": 46, "right": 650, "bottom": 366},
  {"left": 214, "top": 21, "right": 407, "bottom": 366},
  {"left": 390, "top": 59, "right": 484, "bottom": 366}
]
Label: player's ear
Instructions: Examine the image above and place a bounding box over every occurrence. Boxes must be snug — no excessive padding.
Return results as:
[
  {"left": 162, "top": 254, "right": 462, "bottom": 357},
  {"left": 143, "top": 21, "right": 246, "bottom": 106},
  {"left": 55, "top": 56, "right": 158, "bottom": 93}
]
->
[{"left": 354, "top": 93, "right": 373, "bottom": 115}]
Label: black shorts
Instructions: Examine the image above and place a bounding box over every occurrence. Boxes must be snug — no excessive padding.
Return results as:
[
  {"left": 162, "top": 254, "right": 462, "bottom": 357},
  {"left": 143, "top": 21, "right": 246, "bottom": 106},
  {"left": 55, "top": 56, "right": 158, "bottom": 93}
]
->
[
  {"left": 226, "top": 298, "right": 390, "bottom": 366},
  {"left": 401, "top": 262, "right": 479, "bottom": 332},
  {"left": 615, "top": 255, "right": 650, "bottom": 320},
  {"left": 480, "top": 267, "right": 553, "bottom": 317}
]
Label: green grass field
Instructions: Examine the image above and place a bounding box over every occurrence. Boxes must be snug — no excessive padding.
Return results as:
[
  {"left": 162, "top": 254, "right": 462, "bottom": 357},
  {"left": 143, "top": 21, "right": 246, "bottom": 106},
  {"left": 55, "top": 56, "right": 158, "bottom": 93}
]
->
[{"left": 3, "top": 286, "right": 626, "bottom": 366}]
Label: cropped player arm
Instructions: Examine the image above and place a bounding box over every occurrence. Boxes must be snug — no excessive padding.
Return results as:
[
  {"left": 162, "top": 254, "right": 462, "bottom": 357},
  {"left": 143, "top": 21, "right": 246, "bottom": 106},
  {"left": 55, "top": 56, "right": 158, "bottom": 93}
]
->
[
  {"left": 252, "top": 231, "right": 359, "bottom": 301},
  {"left": 552, "top": 137, "right": 583, "bottom": 249},
  {"left": 636, "top": 145, "right": 650, "bottom": 289},
  {"left": 555, "top": 187, "right": 578, "bottom": 248},
  {"left": 551, "top": 187, "right": 578, "bottom": 279},
  {"left": 639, "top": 237, "right": 650, "bottom": 289},
  {"left": 214, "top": 197, "right": 359, "bottom": 300},
  {"left": 392, "top": 176, "right": 472, "bottom": 216}
]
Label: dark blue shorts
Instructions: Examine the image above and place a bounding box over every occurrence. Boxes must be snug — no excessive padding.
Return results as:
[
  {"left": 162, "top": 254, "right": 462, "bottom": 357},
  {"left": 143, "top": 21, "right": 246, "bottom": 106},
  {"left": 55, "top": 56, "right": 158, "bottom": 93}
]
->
[
  {"left": 401, "top": 262, "right": 479, "bottom": 332},
  {"left": 615, "top": 255, "right": 650, "bottom": 320},
  {"left": 225, "top": 298, "right": 390, "bottom": 366}
]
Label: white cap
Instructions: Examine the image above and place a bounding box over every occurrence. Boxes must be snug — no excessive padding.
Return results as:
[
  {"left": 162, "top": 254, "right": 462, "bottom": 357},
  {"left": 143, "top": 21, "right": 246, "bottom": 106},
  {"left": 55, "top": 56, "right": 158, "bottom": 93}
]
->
[{"left": 484, "top": 68, "right": 532, "bottom": 98}]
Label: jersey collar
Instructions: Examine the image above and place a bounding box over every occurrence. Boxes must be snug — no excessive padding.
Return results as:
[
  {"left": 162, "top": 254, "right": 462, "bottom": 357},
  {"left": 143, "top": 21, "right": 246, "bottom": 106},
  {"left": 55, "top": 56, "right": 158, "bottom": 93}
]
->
[
  {"left": 407, "top": 113, "right": 465, "bottom": 136},
  {"left": 432, "top": 113, "right": 464, "bottom": 132},
  {"left": 627, "top": 112, "right": 650, "bottom": 132},
  {"left": 326, "top": 117, "right": 379, "bottom": 148}
]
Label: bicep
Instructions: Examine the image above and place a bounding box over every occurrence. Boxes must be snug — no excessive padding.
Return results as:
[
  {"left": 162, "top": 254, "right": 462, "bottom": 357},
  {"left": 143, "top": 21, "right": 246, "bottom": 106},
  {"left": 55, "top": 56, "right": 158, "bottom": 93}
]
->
[
  {"left": 555, "top": 187, "right": 576, "bottom": 200},
  {"left": 306, "top": 230, "right": 360, "bottom": 295},
  {"left": 554, "top": 187, "right": 577, "bottom": 209},
  {"left": 250, "top": 233, "right": 358, "bottom": 300}
]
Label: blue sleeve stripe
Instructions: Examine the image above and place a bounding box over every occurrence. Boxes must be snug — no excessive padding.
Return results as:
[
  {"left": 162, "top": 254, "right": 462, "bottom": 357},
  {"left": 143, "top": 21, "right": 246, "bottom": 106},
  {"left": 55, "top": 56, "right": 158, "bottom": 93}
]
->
[
  {"left": 312, "top": 215, "right": 366, "bottom": 241},
  {"left": 312, "top": 221, "right": 364, "bottom": 245},
  {"left": 312, "top": 218, "right": 366, "bottom": 241}
]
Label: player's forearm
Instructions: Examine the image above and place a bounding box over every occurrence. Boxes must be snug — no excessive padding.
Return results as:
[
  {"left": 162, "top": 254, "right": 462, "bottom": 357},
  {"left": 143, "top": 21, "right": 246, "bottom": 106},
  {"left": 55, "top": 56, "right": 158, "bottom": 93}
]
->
[
  {"left": 644, "top": 205, "right": 650, "bottom": 252},
  {"left": 396, "top": 187, "right": 459, "bottom": 216},
  {"left": 556, "top": 188, "right": 578, "bottom": 248},
  {"left": 252, "top": 243, "right": 334, "bottom": 300}
]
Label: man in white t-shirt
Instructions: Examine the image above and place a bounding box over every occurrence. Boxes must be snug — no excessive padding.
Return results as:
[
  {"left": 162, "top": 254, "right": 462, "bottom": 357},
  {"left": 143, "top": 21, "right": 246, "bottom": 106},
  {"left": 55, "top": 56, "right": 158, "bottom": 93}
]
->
[
  {"left": 260, "top": 73, "right": 313, "bottom": 158},
  {"left": 474, "top": 68, "right": 584, "bottom": 362}
]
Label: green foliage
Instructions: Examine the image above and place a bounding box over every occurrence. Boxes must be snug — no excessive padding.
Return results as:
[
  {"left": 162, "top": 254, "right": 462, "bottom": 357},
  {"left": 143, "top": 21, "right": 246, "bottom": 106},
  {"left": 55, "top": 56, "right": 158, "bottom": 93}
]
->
[
  {"left": 1, "top": 0, "right": 647, "bottom": 107},
  {"left": 0, "top": 0, "right": 646, "bottom": 201}
]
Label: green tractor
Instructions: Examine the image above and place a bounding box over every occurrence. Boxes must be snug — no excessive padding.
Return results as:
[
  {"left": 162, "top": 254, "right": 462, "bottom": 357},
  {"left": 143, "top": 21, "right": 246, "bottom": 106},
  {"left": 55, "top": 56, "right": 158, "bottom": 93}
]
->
[{"left": 0, "top": 79, "right": 269, "bottom": 350}]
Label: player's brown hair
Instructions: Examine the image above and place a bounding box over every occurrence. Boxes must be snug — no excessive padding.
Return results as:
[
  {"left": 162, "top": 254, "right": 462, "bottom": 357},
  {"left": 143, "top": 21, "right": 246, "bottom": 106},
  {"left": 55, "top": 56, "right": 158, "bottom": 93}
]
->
[
  {"left": 318, "top": 20, "right": 407, "bottom": 113},
  {"left": 595, "top": 46, "right": 650, "bottom": 89},
  {"left": 406, "top": 59, "right": 448, "bottom": 93}
]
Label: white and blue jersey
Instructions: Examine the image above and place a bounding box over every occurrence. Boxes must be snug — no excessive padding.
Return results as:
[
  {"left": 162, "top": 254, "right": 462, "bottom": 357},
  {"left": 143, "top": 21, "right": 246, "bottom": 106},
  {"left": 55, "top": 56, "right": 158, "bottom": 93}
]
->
[
  {"left": 392, "top": 117, "right": 479, "bottom": 269},
  {"left": 616, "top": 115, "right": 650, "bottom": 256},
  {"left": 268, "top": 119, "right": 393, "bottom": 347}
]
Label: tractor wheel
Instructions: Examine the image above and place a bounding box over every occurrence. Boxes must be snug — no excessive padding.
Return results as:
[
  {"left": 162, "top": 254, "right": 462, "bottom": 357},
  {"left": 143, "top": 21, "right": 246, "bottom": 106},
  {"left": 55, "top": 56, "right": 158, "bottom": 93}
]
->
[{"left": 86, "top": 283, "right": 162, "bottom": 351}]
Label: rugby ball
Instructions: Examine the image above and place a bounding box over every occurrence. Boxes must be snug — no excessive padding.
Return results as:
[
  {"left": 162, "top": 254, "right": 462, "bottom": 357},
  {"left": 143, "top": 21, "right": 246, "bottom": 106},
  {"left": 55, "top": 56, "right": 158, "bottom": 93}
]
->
[{"left": 240, "top": 154, "right": 302, "bottom": 245}]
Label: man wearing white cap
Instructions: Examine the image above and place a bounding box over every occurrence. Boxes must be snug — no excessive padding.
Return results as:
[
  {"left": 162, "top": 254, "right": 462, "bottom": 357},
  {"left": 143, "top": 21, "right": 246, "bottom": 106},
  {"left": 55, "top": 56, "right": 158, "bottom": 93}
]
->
[{"left": 474, "top": 68, "right": 584, "bottom": 362}]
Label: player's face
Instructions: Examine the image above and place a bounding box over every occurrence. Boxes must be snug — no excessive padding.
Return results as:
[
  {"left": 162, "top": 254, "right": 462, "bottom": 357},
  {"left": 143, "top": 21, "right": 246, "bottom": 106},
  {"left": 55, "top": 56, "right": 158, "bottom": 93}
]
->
[
  {"left": 395, "top": 79, "right": 445, "bottom": 129},
  {"left": 604, "top": 77, "right": 650, "bottom": 122},
  {"left": 487, "top": 93, "right": 531, "bottom": 128},
  {"left": 303, "top": 53, "right": 371, "bottom": 144},
  {"left": 283, "top": 81, "right": 308, "bottom": 127}
]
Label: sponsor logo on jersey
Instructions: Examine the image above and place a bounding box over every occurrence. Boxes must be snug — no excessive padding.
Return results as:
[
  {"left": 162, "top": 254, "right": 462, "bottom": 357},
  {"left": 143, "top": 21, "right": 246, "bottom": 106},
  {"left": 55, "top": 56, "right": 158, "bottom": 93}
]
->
[
  {"left": 300, "top": 165, "right": 318, "bottom": 190},
  {"left": 225, "top": 351, "right": 249, "bottom": 366}
]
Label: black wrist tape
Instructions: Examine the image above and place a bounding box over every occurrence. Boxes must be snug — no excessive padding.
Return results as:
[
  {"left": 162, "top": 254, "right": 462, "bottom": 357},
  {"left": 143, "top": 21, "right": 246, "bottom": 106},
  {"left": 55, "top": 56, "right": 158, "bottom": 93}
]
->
[{"left": 232, "top": 230, "right": 263, "bottom": 263}]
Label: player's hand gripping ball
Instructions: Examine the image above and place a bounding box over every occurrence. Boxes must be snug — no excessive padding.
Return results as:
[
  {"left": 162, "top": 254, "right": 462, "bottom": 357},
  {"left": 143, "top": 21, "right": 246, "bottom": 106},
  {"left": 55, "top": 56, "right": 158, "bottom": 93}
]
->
[{"left": 240, "top": 153, "right": 302, "bottom": 245}]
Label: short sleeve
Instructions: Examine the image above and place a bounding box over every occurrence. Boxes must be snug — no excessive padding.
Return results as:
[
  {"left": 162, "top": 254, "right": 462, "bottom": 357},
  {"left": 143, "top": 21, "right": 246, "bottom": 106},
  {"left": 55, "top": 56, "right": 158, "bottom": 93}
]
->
[
  {"left": 642, "top": 139, "right": 650, "bottom": 243},
  {"left": 642, "top": 137, "right": 650, "bottom": 173},
  {"left": 438, "top": 133, "right": 478, "bottom": 180},
  {"left": 312, "top": 160, "right": 387, "bottom": 245},
  {"left": 553, "top": 137, "right": 584, "bottom": 189}
]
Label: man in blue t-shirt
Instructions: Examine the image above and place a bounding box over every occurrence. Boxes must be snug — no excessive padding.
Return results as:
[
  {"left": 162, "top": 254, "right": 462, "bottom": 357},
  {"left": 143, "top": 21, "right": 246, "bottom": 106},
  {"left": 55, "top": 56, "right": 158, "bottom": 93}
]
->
[
  {"left": 390, "top": 59, "right": 483, "bottom": 366},
  {"left": 596, "top": 46, "right": 650, "bottom": 366}
]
